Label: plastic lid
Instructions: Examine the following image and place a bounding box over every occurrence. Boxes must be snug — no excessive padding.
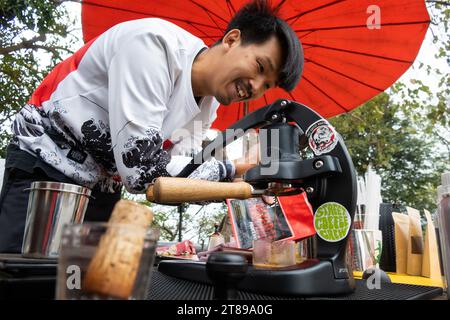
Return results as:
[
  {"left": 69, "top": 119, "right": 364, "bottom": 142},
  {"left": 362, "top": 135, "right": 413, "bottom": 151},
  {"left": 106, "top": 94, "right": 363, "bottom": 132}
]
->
[
  {"left": 438, "top": 172, "right": 450, "bottom": 201},
  {"left": 438, "top": 185, "right": 450, "bottom": 202},
  {"left": 437, "top": 185, "right": 444, "bottom": 203},
  {"left": 442, "top": 172, "right": 450, "bottom": 187}
]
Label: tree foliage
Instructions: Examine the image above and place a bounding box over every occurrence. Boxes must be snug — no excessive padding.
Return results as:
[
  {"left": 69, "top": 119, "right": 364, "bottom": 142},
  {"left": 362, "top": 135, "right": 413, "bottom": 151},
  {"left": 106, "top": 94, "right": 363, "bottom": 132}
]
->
[
  {"left": 330, "top": 92, "right": 449, "bottom": 212},
  {"left": 0, "top": 0, "right": 79, "bottom": 157},
  {"left": 125, "top": 193, "right": 228, "bottom": 249},
  {"left": 330, "top": 1, "right": 450, "bottom": 213},
  {"left": 151, "top": 202, "right": 228, "bottom": 249},
  {"left": 421, "top": 0, "right": 450, "bottom": 152}
]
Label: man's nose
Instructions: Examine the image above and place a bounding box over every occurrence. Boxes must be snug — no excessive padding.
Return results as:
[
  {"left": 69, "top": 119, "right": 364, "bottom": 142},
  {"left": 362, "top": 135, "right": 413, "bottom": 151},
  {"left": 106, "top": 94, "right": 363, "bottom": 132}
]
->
[{"left": 249, "top": 77, "right": 267, "bottom": 99}]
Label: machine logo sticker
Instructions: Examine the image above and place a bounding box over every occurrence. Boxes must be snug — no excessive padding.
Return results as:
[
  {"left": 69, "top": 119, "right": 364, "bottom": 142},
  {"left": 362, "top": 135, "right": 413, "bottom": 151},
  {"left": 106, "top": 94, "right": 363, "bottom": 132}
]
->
[
  {"left": 314, "top": 202, "right": 351, "bottom": 242},
  {"left": 306, "top": 120, "right": 338, "bottom": 155}
]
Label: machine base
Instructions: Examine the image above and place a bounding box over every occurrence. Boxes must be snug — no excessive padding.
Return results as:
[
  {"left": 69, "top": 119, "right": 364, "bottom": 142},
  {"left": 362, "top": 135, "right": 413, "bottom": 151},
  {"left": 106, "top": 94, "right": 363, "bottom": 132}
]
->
[
  {"left": 157, "top": 259, "right": 355, "bottom": 296},
  {"left": 149, "top": 270, "right": 443, "bottom": 300}
]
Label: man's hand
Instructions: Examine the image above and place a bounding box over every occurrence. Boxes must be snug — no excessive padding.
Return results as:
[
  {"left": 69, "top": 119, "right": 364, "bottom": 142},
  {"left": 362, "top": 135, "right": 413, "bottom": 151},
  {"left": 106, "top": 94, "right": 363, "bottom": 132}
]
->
[{"left": 232, "top": 142, "right": 260, "bottom": 177}]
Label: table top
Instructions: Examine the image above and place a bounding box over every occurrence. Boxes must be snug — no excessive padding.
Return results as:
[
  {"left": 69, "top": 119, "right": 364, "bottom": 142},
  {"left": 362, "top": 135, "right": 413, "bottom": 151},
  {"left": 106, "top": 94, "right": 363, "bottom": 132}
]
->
[
  {"left": 149, "top": 271, "right": 444, "bottom": 300},
  {"left": 0, "top": 253, "right": 57, "bottom": 264},
  {"left": 0, "top": 254, "right": 445, "bottom": 300},
  {"left": 353, "top": 271, "right": 444, "bottom": 288}
]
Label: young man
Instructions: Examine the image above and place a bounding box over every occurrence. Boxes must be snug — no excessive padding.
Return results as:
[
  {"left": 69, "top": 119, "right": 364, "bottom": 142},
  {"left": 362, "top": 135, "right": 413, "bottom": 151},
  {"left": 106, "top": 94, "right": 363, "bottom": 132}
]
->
[{"left": 0, "top": 0, "right": 303, "bottom": 252}]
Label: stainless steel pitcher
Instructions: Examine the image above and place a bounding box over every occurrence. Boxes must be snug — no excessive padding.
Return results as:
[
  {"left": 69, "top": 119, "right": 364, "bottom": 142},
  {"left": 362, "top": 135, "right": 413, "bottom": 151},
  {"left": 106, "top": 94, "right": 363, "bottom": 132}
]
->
[{"left": 22, "top": 181, "right": 92, "bottom": 258}]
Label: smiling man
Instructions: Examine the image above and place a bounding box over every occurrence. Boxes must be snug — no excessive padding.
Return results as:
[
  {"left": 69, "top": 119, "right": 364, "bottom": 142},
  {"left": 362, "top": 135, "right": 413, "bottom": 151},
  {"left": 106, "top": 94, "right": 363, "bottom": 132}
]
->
[
  {"left": 0, "top": 0, "right": 303, "bottom": 252},
  {"left": 194, "top": 2, "right": 302, "bottom": 105}
]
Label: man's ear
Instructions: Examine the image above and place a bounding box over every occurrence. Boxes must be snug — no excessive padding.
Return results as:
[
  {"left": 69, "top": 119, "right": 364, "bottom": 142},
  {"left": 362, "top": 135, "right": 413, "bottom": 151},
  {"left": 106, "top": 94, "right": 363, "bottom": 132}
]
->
[{"left": 222, "top": 29, "right": 241, "bottom": 50}]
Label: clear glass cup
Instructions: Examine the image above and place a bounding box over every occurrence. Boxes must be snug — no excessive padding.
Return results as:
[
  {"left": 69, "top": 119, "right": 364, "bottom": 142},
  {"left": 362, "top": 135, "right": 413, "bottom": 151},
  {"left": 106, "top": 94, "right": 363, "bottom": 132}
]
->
[
  {"left": 252, "top": 238, "right": 296, "bottom": 268},
  {"left": 55, "top": 222, "right": 159, "bottom": 300},
  {"left": 271, "top": 239, "right": 296, "bottom": 266},
  {"left": 252, "top": 238, "right": 272, "bottom": 267}
]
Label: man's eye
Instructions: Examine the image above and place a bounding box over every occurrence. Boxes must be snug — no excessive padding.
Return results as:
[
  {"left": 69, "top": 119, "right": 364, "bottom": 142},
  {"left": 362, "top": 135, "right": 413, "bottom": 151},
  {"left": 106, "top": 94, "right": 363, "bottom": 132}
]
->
[{"left": 257, "top": 61, "right": 264, "bottom": 73}]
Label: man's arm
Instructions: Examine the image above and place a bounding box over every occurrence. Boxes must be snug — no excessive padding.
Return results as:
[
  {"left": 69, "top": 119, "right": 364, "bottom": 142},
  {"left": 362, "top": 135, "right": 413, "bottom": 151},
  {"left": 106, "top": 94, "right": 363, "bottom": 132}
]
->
[{"left": 108, "top": 33, "right": 233, "bottom": 193}]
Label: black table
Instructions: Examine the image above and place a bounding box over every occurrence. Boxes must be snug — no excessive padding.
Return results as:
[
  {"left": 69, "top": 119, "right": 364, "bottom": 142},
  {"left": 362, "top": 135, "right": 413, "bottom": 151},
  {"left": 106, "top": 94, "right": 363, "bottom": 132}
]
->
[{"left": 0, "top": 254, "right": 444, "bottom": 300}]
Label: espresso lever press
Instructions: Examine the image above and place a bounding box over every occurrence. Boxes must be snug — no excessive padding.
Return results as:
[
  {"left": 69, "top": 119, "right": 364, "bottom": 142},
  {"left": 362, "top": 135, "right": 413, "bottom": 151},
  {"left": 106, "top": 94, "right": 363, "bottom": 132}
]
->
[{"left": 158, "top": 99, "right": 357, "bottom": 296}]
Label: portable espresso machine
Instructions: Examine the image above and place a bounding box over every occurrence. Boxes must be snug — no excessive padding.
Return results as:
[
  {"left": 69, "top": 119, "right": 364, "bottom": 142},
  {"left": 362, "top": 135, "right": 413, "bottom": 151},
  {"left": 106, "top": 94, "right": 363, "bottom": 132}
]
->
[{"left": 148, "top": 99, "right": 357, "bottom": 297}]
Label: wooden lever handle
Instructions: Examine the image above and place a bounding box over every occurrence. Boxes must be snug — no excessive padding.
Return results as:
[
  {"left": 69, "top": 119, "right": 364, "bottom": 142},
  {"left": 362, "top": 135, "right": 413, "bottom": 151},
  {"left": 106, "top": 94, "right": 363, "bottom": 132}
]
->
[{"left": 146, "top": 177, "right": 254, "bottom": 203}]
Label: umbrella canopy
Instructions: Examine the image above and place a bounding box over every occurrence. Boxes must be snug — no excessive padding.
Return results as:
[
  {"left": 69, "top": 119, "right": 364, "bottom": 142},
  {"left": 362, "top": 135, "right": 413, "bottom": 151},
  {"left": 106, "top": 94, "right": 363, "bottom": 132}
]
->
[{"left": 81, "top": 0, "right": 429, "bottom": 130}]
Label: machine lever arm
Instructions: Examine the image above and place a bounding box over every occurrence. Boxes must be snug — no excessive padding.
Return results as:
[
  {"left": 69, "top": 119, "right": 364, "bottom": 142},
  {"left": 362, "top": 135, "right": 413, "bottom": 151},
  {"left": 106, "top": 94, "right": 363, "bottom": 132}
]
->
[{"left": 146, "top": 177, "right": 259, "bottom": 204}]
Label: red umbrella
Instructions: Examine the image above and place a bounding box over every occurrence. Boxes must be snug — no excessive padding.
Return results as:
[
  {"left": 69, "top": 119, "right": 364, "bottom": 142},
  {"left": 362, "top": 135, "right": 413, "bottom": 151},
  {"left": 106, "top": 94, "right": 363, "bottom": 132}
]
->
[{"left": 81, "top": 0, "right": 429, "bottom": 130}]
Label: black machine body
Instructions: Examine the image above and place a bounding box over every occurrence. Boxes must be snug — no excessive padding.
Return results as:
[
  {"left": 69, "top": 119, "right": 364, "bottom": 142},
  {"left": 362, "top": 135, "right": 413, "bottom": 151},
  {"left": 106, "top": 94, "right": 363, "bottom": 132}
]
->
[{"left": 160, "top": 99, "right": 357, "bottom": 297}]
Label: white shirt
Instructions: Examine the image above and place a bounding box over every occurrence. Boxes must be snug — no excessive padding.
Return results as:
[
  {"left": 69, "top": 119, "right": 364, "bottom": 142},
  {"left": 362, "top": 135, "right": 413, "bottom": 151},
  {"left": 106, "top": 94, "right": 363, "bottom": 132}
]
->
[{"left": 11, "top": 18, "right": 231, "bottom": 193}]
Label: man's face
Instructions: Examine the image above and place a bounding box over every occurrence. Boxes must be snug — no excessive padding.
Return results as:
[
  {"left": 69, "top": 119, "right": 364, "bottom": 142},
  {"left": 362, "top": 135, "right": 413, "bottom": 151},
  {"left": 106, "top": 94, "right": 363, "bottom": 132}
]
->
[{"left": 213, "top": 30, "right": 283, "bottom": 105}]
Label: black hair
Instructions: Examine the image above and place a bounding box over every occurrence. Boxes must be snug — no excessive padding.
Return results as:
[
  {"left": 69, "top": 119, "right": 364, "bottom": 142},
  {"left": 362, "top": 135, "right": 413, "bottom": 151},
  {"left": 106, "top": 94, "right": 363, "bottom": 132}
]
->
[{"left": 218, "top": 0, "right": 304, "bottom": 91}]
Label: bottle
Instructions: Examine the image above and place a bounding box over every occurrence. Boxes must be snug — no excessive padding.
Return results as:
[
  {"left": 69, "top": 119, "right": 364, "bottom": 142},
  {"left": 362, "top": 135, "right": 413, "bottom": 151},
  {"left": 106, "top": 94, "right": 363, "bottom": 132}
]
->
[
  {"left": 437, "top": 172, "right": 450, "bottom": 299},
  {"left": 207, "top": 223, "right": 225, "bottom": 251}
]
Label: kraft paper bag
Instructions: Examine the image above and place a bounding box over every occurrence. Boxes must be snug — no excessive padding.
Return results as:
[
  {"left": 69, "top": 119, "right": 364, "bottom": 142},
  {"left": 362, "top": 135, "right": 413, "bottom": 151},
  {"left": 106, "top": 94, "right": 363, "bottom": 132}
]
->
[
  {"left": 392, "top": 212, "right": 409, "bottom": 274},
  {"left": 406, "top": 207, "right": 423, "bottom": 276},
  {"left": 422, "top": 209, "right": 442, "bottom": 279}
]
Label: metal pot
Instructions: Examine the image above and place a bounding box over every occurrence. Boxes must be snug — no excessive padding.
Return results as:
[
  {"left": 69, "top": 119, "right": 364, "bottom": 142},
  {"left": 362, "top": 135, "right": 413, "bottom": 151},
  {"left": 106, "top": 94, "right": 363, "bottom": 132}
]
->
[{"left": 22, "top": 181, "right": 92, "bottom": 258}]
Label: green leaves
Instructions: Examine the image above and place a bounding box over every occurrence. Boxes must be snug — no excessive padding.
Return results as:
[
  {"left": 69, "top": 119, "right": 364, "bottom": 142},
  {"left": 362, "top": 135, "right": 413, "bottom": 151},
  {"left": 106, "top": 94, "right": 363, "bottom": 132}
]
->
[
  {"left": 0, "top": 0, "right": 78, "bottom": 155},
  {"left": 330, "top": 89, "right": 449, "bottom": 212},
  {"left": 0, "top": 0, "right": 64, "bottom": 33}
]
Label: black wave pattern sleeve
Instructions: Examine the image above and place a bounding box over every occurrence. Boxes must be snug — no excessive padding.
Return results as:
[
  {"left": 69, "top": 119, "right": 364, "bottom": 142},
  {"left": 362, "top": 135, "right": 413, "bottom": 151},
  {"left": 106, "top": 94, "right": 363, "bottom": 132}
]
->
[
  {"left": 81, "top": 119, "right": 116, "bottom": 173},
  {"left": 12, "top": 105, "right": 46, "bottom": 139},
  {"left": 121, "top": 128, "right": 171, "bottom": 193}
]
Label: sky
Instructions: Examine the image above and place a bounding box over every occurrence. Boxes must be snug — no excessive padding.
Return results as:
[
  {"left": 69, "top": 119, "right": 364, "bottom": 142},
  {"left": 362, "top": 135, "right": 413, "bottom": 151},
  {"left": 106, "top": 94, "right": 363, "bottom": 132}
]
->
[{"left": 394, "top": 7, "right": 449, "bottom": 103}]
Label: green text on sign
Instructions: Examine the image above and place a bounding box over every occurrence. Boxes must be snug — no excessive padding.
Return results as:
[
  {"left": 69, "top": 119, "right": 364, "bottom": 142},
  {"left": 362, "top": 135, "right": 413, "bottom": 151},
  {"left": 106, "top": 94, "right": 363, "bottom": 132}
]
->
[{"left": 314, "top": 202, "right": 351, "bottom": 242}]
